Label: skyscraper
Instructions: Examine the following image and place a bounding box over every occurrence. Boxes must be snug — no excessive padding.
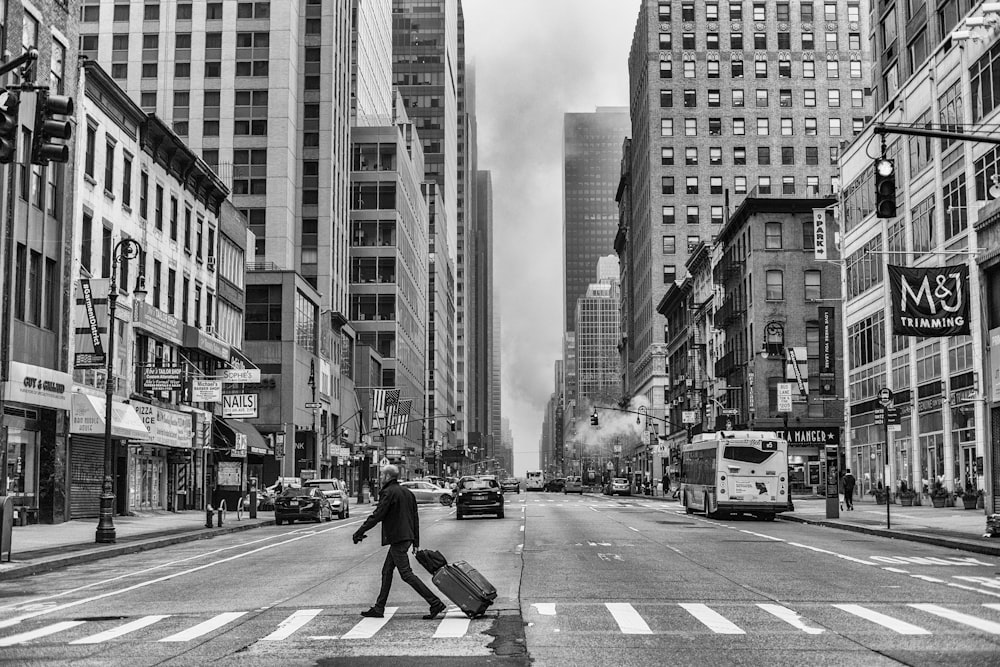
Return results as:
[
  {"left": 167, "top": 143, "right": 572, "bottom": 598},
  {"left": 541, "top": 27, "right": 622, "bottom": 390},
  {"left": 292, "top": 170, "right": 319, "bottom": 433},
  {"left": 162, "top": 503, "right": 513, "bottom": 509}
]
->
[
  {"left": 575, "top": 257, "right": 622, "bottom": 405},
  {"left": 563, "top": 108, "right": 631, "bottom": 334},
  {"left": 620, "top": 0, "right": 871, "bottom": 419}
]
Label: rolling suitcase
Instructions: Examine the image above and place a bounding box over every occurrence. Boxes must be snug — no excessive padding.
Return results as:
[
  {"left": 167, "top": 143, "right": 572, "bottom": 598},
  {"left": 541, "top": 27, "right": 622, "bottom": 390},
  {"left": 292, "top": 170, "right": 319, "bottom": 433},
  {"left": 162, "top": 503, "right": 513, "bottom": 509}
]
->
[{"left": 431, "top": 560, "right": 497, "bottom": 618}]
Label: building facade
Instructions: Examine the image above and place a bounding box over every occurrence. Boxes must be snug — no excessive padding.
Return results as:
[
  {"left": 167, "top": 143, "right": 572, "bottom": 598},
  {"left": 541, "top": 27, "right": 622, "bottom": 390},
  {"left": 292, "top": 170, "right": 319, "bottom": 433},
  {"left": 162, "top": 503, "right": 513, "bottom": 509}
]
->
[{"left": 574, "top": 258, "right": 623, "bottom": 406}]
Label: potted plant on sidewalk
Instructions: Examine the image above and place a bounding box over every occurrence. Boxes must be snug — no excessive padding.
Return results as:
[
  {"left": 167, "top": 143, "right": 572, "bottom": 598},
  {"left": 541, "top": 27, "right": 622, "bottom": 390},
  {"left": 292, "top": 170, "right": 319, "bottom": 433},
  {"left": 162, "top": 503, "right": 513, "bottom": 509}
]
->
[
  {"left": 930, "top": 481, "right": 949, "bottom": 508},
  {"left": 898, "top": 481, "right": 916, "bottom": 507},
  {"left": 960, "top": 484, "right": 981, "bottom": 510},
  {"left": 872, "top": 483, "right": 889, "bottom": 505}
]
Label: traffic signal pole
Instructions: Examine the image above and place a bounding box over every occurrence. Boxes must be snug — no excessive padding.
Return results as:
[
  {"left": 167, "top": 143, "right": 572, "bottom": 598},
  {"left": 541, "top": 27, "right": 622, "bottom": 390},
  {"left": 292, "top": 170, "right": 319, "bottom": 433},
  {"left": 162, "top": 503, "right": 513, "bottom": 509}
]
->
[{"left": 873, "top": 122, "right": 1000, "bottom": 145}]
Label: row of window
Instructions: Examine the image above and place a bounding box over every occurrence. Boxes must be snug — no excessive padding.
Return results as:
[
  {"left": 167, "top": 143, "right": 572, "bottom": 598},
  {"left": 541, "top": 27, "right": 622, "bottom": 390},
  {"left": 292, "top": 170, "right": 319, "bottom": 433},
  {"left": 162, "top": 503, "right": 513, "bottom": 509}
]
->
[
  {"left": 661, "top": 146, "right": 839, "bottom": 167},
  {"left": 664, "top": 87, "right": 867, "bottom": 109},
  {"left": 660, "top": 58, "right": 864, "bottom": 79},
  {"left": 659, "top": 31, "right": 862, "bottom": 52},
  {"left": 659, "top": 1, "right": 859, "bottom": 23},
  {"left": 659, "top": 116, "right": 864, "bottom": 137},
  {"left": 81, "top": 1, "right": 274, "bottom": 22},
  {"left": 660, "top": 178, "right": 829, "bottom": 217},
  {"left": 76, "top": 55, "right": 271, "bottom": 80}
]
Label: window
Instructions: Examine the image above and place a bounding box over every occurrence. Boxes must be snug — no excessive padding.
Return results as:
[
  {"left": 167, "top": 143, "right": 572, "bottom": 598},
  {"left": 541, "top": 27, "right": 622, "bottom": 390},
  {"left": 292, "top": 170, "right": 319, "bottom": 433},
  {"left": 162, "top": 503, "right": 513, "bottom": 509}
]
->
[
  {"left": 851, "top": 89, "right": 864, "bottom": 108},
  {"left": 805, "top": 118, "right": 818, "bottom": 136},
  {"left": 184, "top": 207, "right": 192, "bottom": 253},
  {"left": 682, "top": 33, "right": 695, "bottom": 49},
  {"left": 734, "top": 176, "right": 747, "bottom": 193},
  {"left": 708, "top": 60, "right": 721, "bottom": 76},
  {"left": 169, "top": 196, "right": 178, "bottom": 240},
  {"left": 80, "top": 212, "right": 93, "bottom": 273},
  {"left": 233, "top": 149, "right": 268, "bottom": 194},
  {"left": 779, "top": 89, "right": 792, "bottom": 108},
  {"left": 139, "top": 171, "right": 148, "bottom": 220},
  {"left": 806, "top": 146, "right": 818, "bottom": 165},
  {"left": 732, "top": 89, "right": 744, "bottom": 107},
  {"left": 662, "top": 206, "right": 676, "bottom": 224},
  {"left": 681, "top": 2, "right": 695, "bottom": 20},
  {"left": 755, "top": 60, "right": 767, "bottom": 78},
  {"left": 660, "top": 119, "right": 673, "bottom": 136},
  {"left": 765, "top": 222, "right": 783, "bottom": 249},
  {"left": 849, "top": 61, "right": 861, "bottom": 78},
  {"left": 766, "top": 270, "right": 784, "bottom": 300},
  {"left": 756, "top": 89, "right": 768, "bottom": 107},
  {"left": 658, "top": 1, "right": 671, "bottom": 20},
  {"left": 246, "top": 285, "right": 282, "bottom": 341},
  {"left": 167, "top": 268, "right": 176, "bottom": 314},
  {"left": 825, "top": 32, "right": 838, "bottom": 51},
  {"left": 683, "top": 61, "right": 695, "bottom": 78},
  {"left": 84, "top": 125, "right": 96, "bottom": 178},
  {"left": 154, "top": 184, "right": 163, "bottom": 230},
  {"left": 730, "top": 2, "right": 743, "bottom": 20},
  {"left": 826, "top": 60, "right": 839, "bottom": 79},
  {"left": 684, "top": 118, "right": 698, "bottom": 136},
  {"left": 709, "top": 147, "right": 722, "bottom": 165},
  {"left": 943, "top": 174, "right": 968, "bottom": 240},
  {"left": 733, "top": 118, "right": 745, "bottom": 135},
  {"left": 706, "top": 2, "right": 719, "bottom": 20},
  {"left": 711, "top": 206, "right": 724, "bottom": 224},
  {"left": 802, "top": 33, "right": 814, "bottom": 50},
  {"left": 756, "top": 118, "right": 769, "bottom": 135},
  {"left": 754, "top": 33, "right": 767, "bottom": 50},
  {"left": 206, "top": 2, "right": 223, "bottom": 19},
  {"left": 660, "top": 90, "right": 673, "bottom": 107},
  {"left": 686, "top": 206, "right": 699, "bottom": 224},
  {"left": 686, "top": 176, "right": 699, "bottom": 194},
  {"left": 707, "top": 33, "right": 719, "bottom": 50},
  {"left": 805, "top": 271, "right": 822, "bottom": 300},
  {"left": 660, "top": 61, "right": 672, "bottom": 79},
  {"left": 829, "top": 118, "right": 842, "bottom": 136},
  {"left": 801, "top": 2, "right": 814, "bottom": 21},
  {"left": 684, "top": 89, "right": 697, "bottom": 108},
  {"left": 663, "top": 265, "right": 677, "bottom": 284},
  {"left": 661, "top": 147, "right": 674, "bottom": 165},
  {"left": 803, "top": 221, "right": 816, "bottom": 249},
  {"left": 122, "top": 153, "right": 132, "bottom": 207},
  {"left": 733, "top": 147, "right": 746, "bottom": 165},
  {"left": 732, "top": 60, "right": 744, "bottom": 78},
  {"left": 781, "top": 146, "right": 795, "bottom": 165},
  {"left": 781, "top": 118, "right": 793, "bottom": 135},
  {"left": 753, "top": 2, "right": 766, "bottom": 21},
  {"left": 659, "top": 32, "right": 671, "bottom": 49},
  {"left": 803, "top": 61, "right": 815, "bottom": 78},
  {"left": 824, "top": 2, "right": 837, "bottom": 21},
  {"left": 758, "top": 176, "right": 772, "bottom": 194},
  {"left": 707, "top": 90, "right": 720, "bottom": 107},
  {"left": 238, "top": 1, "right": 270, "bottom": 18},
  {"left": 731, "top": 33, "right": 743, "bottom": 50},
  {"left": 710, "top": 176, "right": 723, "bottom": 194},
  {"left": 662, "top": 236, "right": 676, "bottom": 254},
  {"left": 661, "top": 176, "right": 675, "bottom": 195},
  {"left": 758, "top": 146, "right": 771, "bottom": 165},
  {"left": 234, "top": 89, "right": 268, "bottom": 136},
  {"left": 778, "top": 32, "right": 790, "bottom": 49},
  {"left": 782, "top": 176, "right": 795, "bottom": 194}
]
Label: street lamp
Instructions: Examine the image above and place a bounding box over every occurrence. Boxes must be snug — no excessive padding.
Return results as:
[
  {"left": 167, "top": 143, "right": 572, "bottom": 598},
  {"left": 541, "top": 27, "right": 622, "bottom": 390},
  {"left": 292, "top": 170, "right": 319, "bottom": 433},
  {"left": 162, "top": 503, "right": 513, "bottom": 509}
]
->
[{"left": 96, "top": 238, "right": 146, "bottom": 544}]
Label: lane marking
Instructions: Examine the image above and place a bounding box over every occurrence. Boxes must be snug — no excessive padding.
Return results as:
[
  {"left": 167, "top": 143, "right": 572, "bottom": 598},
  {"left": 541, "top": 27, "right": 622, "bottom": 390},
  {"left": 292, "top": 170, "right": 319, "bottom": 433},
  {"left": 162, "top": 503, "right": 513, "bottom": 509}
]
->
[
  {"left": 833, "top": 604, "right": 930, "bottom": 635},
  {"left": 605, "top": 603, "right": 652, "bottom": 635},
  {"left": 70, "top": 615, "right": 170, "bottom": 644},
  {"left": 0, "top": 620, "right": 85, "bottom": 647},
  {"left": 910, "top": 575, "right": 944, "bottom": 583},
  {"left": 261, "top": 609, "right": 323, "bottom": 641},
  {"left": 0, "top": 521, "right": 358, "bottom": 630},
  {"left": 881, "top": 567, "right": 910, "bottom": 574},
  {"left": 433, "top": 608, "right": 470, "bottom": 638},
  {"left": 787, "top": 542, "right": 873, "bottom": 565},
  {"left": 160, "top": 611, "right": 247, "bottom": 642},
  {"left": 739, "top": 530, "right": 784, "bottom": 542},
  {"left": 985, "top": 603, "right": 1000, "bottom": 611},
  {"left": 341, "top": 607, "right": 397, "bottom": 639},
  {"left": 627, "top": 527, "right": 639, "bottom": 533},
  {"left": 757, "top": 604, "right": 825, "bottom": 634},
  {"left": 532, "top": 603, "right": 556, "bottom": 616},
  {"left": 910, "top": 603, "right": 1000, "bottom": 634},
  {"left": 679, "top": 603, "right": 745, "bottom": 634}
]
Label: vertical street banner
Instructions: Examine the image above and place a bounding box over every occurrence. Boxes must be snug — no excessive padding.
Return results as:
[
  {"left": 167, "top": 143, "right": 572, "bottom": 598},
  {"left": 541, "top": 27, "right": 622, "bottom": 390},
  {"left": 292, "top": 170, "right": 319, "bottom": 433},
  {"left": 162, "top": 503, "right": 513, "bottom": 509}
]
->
[
  {"left": 819, "top": 307, "right": 836, "bottom": 395},
  {"left": 812, "top": 209, "right": 828, "bottom": 260},
  {"left": 887, "top": 264, "right": 970, "bottom": 336}
]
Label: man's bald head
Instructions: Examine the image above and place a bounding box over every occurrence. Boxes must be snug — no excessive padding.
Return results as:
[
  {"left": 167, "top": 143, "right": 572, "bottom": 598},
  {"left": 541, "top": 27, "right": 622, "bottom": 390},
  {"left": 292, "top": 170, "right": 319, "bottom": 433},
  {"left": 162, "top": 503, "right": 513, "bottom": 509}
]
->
[{"left": 381, "top": 464, "right": 400, "bottom": 481}]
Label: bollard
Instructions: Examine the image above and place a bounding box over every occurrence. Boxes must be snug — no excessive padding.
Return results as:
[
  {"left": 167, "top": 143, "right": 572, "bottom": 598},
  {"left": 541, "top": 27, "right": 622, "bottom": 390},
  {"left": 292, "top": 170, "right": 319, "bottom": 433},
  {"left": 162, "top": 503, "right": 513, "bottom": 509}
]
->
[
  {"left": 217, "top": 508, "right": 224, "bottom": 527},
  {"left": 205, "top": 505, "right": 214, "bottom": 528},
  {"left": 249, "top": 491, "right": 257, "bottom": 519}
]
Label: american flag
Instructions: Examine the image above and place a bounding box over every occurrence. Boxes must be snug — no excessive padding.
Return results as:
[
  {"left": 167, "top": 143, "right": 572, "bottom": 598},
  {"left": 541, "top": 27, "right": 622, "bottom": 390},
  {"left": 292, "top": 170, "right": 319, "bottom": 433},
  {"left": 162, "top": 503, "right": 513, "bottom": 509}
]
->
[
  {"left": 371, "top": 388, "right": 400, "bottom": 416},
  {"left": 389, "top": 399, "right": 412, "bottom": 436}
]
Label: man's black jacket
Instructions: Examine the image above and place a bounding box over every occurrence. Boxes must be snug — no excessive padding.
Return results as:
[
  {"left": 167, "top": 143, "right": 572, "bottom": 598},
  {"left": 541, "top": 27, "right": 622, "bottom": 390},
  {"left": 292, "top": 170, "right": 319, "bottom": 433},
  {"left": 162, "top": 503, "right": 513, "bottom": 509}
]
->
[{"left": 356, "top": 479, "right": 420, "bottom": 546}]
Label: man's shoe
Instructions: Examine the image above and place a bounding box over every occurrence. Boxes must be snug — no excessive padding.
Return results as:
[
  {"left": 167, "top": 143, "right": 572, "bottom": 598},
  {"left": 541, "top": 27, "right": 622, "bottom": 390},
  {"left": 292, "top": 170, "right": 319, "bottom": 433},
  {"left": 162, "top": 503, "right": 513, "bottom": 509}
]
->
[
  {"left": 360, "top": 607, "right": 384, "bottom": 618},
  {"left": 423, "top": 601, "right": 447, "bottom": 620}
]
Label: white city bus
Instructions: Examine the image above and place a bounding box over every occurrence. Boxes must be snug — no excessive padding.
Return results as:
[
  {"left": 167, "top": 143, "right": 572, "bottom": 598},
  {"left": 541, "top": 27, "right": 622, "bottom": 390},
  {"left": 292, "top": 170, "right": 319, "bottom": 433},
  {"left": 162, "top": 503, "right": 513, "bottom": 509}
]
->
[
  {"left": 525, "top": 470, "right": 544, "bottom": 491},
  {"left": 679, "top": 431, "right": 789, "bottom": 521}
]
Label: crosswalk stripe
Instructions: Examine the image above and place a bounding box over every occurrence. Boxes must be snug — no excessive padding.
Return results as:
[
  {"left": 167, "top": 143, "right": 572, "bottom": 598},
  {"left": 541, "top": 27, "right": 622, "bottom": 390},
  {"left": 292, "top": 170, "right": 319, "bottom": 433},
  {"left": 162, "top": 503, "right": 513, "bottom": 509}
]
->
[
  {"left": 0, "top": 621, "right": 85, "bottom": 647},
  {"left": 342, "top": 607, "right": 397, "bottom": 639},
  {"left": 833, "top": 604, "right": 930, "bottom": 635},
  {"left": 910, "top": 603, "right": 1000, "bottom": 634},
  {"left": 605, "top": 603, "right": 653, "bottom": 634},
  {"left": 985, "top": 604, "right": 1000, "bottom": 612},
  {"left": 70, "top": 615, "right": 170, "bottom": 644},
  {"left": 680, "top": 603, "right": 745, "bottom": 634},
  {"left": 757, "top": 604, "right": 825, "bottom": 634},
  {"left": 433, "top": 608, "right": 470, "bottom": 638},
  {"left": 159, "top": 612, "right": 247, "bottom": 642},
  {"left": 261, "top": 609, "right": 323, "bottom": 641}
]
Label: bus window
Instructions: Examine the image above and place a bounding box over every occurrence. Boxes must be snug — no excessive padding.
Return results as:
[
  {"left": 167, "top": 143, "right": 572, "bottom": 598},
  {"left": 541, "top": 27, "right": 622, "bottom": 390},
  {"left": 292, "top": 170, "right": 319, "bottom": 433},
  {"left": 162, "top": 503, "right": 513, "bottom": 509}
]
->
[{"left": 723, "top": 446, "right": 776, "bottom": 463}]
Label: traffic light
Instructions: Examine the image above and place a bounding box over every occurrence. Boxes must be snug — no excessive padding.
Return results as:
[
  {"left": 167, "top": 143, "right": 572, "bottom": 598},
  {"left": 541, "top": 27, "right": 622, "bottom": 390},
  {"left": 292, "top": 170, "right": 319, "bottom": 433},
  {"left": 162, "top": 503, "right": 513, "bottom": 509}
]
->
[
  {"left": 31, "top": 90, "right": 74, "bottom": 165},
  {"left": 0, "top": 90, "right": 20, "bottom": 164},
  {"left": 874, "top": 158, "right": 896, "bottom": 218},
  {"left": 590, "top": 410, "right": 599, "bottom": 426}
]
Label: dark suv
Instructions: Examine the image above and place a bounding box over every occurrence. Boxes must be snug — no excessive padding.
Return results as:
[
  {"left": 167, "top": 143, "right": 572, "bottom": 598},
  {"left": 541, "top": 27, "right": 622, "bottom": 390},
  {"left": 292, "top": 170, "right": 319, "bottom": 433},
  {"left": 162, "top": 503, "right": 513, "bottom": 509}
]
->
[
  {"left": 455, "top": 476, "right": 504, "bottom": 519},
  {"left": 543, "top": 477, "right": 565, "bottom": 492}
]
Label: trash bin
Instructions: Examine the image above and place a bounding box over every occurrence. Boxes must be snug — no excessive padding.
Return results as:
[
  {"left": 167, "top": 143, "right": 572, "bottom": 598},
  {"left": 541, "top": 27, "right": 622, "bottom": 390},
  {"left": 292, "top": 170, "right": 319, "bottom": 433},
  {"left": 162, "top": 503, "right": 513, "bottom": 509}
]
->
[{"left": 1, "top": 497, "right": 13, "bottom": 562}]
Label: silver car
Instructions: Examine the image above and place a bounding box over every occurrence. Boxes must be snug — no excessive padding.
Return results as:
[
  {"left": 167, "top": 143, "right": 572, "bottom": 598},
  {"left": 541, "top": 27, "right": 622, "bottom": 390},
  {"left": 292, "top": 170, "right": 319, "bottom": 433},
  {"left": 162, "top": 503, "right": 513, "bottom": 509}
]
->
[
  {"left": 400, "top": 480, "right": 454, "bottom": 506},
  {"left": 303, "top": 478, "right": 351, "bottom": 519}
]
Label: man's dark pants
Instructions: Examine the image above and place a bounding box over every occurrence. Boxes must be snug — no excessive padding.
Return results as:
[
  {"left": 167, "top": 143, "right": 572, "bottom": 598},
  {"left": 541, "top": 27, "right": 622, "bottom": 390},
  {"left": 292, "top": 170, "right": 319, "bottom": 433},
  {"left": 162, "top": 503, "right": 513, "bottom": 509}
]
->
[{"left": 374, "top": 540, "right": 441, "bottom": 611}]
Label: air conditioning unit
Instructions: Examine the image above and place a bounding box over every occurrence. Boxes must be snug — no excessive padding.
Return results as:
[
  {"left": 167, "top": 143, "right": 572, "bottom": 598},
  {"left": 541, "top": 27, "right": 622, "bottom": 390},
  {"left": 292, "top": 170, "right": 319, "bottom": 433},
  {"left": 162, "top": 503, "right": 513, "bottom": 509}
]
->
[
  {"left": 207, "top": 255, "right": 216, "bottom": 270},
  {"left": 204, "top": 325, "right": 217, "bottom": 337}
]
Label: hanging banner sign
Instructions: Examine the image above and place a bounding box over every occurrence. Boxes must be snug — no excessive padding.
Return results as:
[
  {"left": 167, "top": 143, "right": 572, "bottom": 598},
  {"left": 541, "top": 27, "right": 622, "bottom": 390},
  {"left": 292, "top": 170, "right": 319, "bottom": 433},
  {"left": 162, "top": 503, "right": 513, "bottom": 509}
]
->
[
  {"left": 785, "top": 347, "right": 808, "bottom": 395},
  {"left": 191, "top": 379, "right": 223, "bottom": 402},
  {"left": 812, "top": 209, "right": 828, "bottom": 260},
  {"left": 888, "top": 264, "right": 970, "bottom": 336},
  {"left": 141, "top": 365, "right": 184, "bottom": 392},
  {"left": 80, "top": 279, "right": 105, "bottom": 357},
  {"left": 223, "top": 393, "right": 258, "bottom": 418},
  {"left": 819, "top": 307, "right": 835, "bottom": 374}
]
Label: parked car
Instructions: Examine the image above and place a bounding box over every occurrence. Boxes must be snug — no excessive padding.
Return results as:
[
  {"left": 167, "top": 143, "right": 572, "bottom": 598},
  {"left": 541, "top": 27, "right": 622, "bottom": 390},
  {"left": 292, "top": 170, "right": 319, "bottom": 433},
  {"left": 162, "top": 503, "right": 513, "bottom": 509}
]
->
[
  {"left": 455, "top": 476, "right": 504, "bottom": 519},
  {"left": 274, "top": 487, "right": 333, "bottom": 524},
  {"left": 607, "top": 477, "right": 631, "bottom": 496},
  {"left": 563, "top": 476, "right": 583, "bottom": 494},
  {"left": 303, "top": 478, "right": 351, "bottom": 519},
  {"left": 543, "top": 477, "right": 565, "bottom": 493},
  {"left": 500, "top": 478, "right": 520, "bottom": 494},
  {"left": 401, "top": 480, "right": 454, "bottom": 506}
]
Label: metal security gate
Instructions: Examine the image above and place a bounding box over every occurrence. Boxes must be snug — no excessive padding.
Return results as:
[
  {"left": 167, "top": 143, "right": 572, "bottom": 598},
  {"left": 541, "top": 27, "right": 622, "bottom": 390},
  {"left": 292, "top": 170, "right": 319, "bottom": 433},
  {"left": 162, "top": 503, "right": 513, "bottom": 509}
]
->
[{"left": 69, "top": 435, "right": 104, "bottom": 519}]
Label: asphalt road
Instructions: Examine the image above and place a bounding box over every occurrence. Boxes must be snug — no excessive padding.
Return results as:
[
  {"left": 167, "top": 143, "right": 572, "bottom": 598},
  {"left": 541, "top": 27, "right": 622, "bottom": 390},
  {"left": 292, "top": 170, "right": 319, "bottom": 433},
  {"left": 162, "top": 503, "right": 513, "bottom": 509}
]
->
[{"left": 0, "top": 492, "right": 998, "bottom": 666}]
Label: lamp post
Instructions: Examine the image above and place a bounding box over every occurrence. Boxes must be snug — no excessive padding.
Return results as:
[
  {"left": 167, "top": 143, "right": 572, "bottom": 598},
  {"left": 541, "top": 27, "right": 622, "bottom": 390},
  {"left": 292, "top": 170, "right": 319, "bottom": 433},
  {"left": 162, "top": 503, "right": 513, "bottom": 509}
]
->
[{"left": 96, "top": 238, "right": 146, "bottom": 544}]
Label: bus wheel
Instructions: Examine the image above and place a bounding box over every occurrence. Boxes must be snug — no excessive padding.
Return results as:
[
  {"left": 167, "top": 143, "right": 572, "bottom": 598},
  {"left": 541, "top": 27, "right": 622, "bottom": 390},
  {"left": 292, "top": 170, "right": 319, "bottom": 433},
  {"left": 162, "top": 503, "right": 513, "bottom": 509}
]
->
[{"left": 683, "top": 494, "right": 694, "bottom": 514}]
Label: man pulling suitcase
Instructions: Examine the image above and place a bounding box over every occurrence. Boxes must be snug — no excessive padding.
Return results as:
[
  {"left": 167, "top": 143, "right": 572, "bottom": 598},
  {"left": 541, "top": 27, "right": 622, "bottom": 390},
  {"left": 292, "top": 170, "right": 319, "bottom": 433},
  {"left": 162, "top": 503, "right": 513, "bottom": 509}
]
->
[{"left": 352, "top": 464, "right": 447, "bottom": 620}]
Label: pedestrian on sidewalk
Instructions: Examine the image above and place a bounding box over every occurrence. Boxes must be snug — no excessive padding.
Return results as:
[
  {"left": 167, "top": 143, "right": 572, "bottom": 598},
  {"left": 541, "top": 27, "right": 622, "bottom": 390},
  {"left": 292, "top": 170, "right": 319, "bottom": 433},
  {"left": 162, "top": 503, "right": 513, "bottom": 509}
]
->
[
  {"left": 842, "top": 469, "right": 856, "bottom": 510},
  {"left": 352, "top": 464, "right": 447, "bottom": 621}
]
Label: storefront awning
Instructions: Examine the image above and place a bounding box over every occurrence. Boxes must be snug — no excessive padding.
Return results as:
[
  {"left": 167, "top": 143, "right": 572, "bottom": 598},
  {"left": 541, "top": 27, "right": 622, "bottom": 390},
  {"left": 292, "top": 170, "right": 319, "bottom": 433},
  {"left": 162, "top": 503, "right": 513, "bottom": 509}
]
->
[
  {"left": 70, "top": 393, "right": 150, "bottom": 441},
  {"left": 215, "top": 417, "right": 271, "bottom": 456}
]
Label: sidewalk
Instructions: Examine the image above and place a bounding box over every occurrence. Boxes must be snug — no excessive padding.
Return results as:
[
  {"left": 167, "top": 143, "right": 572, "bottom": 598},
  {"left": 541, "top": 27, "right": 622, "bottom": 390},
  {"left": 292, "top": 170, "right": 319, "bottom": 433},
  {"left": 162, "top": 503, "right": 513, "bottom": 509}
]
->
[
  {"left": 0, "top": 509, "right": 279, "bottom": 581},
  {"left": 779, "top": 495, "right": 1000, "bottom": 557}
]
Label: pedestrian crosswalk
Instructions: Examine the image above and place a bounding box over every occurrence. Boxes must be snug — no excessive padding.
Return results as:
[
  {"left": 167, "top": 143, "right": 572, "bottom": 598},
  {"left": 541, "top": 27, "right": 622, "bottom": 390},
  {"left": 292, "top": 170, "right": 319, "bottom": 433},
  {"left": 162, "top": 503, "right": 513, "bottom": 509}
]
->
[{"left": 1, "top": 600, "right": 999, "bottom": 647}]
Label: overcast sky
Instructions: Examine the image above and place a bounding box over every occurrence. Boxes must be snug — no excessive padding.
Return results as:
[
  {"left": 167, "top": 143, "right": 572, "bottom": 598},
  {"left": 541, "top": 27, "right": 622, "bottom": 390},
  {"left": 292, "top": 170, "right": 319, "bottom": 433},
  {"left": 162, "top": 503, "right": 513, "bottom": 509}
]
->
[{"left": 462, "top": 1, "right": 639, "bottom": 474}]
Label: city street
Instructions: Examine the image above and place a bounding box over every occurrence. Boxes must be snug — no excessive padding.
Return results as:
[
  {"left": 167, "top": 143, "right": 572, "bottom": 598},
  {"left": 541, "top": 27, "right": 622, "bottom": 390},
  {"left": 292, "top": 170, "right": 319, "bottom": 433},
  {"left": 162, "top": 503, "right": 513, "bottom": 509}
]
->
[{"left": 0, "top": 494, "right": 999, "bottom": 666}]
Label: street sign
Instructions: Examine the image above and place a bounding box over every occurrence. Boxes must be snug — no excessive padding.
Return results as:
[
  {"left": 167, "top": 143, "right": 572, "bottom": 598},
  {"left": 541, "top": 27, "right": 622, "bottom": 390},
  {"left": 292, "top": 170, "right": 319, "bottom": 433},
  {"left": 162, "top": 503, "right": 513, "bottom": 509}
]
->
[
  {"left": 682, "top": 410, "right": 697, "bottom": 424},
  {"left": 222, "top": 393, "right": 259, "bottom": 418},
  {"left": 305, "top": 402, "right": 321, "bottom": 409},
  {"left": 879, "top": 387, "right": 893, "bottom": 406},
  {"left": 379, "top": 457, "right": 389, "bottom": 467},
  {"left": 722, "top": 408, "right": 740, "bottom": 415},
  {"left": 777, "top": 383, "right": 794, "bottom": 412}
]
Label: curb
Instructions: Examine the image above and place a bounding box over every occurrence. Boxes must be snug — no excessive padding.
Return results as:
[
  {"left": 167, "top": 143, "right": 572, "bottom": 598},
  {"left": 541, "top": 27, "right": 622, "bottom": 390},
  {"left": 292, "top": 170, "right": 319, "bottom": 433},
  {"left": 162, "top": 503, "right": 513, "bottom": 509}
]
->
[
  {"left": 0, "top": 518, "right": 275, "bottom": 581},
  {"left": 778, "top": 513, "right": 1000, "bottom": 557}
]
